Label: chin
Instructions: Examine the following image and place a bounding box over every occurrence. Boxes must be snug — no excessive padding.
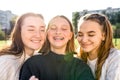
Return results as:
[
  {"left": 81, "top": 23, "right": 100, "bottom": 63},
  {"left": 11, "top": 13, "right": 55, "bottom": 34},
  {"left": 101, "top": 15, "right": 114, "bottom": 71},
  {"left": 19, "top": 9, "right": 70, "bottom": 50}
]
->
[
  {"left": 82, "top": 48, "right": 91, "bottom": 53},
  {"left": 32, "top": 46, "right": 40, "bottom": 50}
]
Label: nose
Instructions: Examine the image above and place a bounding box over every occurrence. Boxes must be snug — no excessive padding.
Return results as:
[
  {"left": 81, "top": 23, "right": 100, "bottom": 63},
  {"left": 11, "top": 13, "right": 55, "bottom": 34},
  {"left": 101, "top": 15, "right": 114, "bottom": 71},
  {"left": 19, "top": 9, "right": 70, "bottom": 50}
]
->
[
  {"left": 34, "top": 30, "right": 41, "bottom": 37},
  {"left": 55, "top": 29, "right": 61, "bottom": 34},
  {"left": 82, "top": 36, "right": 88, "bottom": 43},
  {"left": 78, "top": 36, "right": 88, "bottom": 43}
]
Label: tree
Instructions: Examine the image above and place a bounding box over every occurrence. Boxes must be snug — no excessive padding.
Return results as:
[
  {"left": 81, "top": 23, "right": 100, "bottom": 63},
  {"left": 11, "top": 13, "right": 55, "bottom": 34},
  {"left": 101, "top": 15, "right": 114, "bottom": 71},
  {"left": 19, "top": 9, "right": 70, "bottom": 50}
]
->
[
  {"left": 9, "top": 16, "right": 18, "bottom": 35},
  {"left": 114, "top": 23, "right": 120, "bottom": 46},
  {"left": 0, "top": 26, "right": 5, "bottom": 40},
  {"left": 116, "top": 11, "right": 120, "bottom": 23},
  {"left": 72, "top": 12, "right": 80, "bottom": 35}
]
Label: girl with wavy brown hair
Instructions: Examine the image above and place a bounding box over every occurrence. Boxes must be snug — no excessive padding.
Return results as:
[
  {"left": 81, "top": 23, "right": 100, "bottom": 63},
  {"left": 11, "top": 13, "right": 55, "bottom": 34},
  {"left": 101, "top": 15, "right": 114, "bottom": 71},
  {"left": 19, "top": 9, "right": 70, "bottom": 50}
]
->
[
  {"left": 77, "top": 13, "right": 120, "bottom": 80},
  {"left": 0, "top": 12, "right": 46, "bottom": 80}
]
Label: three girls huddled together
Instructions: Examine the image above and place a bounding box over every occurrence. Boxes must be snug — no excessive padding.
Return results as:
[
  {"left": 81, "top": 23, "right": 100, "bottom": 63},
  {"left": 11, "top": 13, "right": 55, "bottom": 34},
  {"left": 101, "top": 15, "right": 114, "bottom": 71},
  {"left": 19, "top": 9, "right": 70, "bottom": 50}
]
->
[{"left": 0, "top": 12, "right": 120, "bottom": 80}]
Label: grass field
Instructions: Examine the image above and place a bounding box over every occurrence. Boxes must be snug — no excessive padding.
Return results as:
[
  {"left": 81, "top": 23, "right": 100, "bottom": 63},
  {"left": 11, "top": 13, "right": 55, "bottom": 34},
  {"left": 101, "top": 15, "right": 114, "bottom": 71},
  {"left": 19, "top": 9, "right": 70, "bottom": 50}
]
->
[
  {"left": 113, "top": 38, "right": 120, "bottom": 49},
  {"left": 0, "top": 38, "right": 120, "bottom": 49},
  {"left": 0, "top": 40, "right": 11, "bottom": 49}
]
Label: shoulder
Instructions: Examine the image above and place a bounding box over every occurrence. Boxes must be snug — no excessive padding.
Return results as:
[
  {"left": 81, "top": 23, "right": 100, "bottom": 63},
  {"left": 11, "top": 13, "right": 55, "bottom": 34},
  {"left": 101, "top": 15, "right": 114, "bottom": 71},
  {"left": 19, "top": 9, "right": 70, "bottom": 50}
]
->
[
  {"left": 103, "top": 48, "right": 120, "bottom": 68},
  {"left": 108, "top": 48, "right": 120, "bottom": 60},
  {"left": 73, "top": 57, "right": 91, "bottom": 70},
  {"left": 0, "top": 55, "right": 18, "bottom": 73},
  {"left": 24, "top": 54, "right": 43, "bottom": 65},
  {"left": 0, "top": 54, "right": 17, "bottom": 62},
  {"left": 72, "top": 57, "right": 94, "bottom": 79},
  {"left": 0, "top": 54, "right": 21, "bottom": 67},
  {"left": 101, "top": 48, "right": 120, "bottom": 80}
]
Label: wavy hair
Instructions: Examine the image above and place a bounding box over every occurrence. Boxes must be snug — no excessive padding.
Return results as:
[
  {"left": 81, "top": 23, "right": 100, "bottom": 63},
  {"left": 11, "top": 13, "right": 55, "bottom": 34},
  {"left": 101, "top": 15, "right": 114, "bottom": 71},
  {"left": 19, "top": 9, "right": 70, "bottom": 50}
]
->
[{"left": 0, "top": 13, "right": 44, "bottom": 56}]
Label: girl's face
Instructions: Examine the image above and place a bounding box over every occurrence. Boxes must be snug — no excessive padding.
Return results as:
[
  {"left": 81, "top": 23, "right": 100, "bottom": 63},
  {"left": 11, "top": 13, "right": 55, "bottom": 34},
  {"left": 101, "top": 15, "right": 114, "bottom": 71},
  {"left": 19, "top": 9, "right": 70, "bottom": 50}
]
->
[
  {"left": 77, "top": 20, "right": 105, "bottom": 55},
  {"left": 47, "top": 17, "right": 72, "bottom": 53},
  {"left": 21, "top": 16, "right": 46, "bottom": 54}
]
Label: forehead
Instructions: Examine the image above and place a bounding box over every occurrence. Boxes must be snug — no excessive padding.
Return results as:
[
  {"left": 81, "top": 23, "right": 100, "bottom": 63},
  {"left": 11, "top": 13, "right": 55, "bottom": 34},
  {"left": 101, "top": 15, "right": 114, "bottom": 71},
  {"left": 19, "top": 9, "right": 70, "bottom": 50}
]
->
[
  {"left": 23, "top": 16, "right": 44, "bottom": 24},
  {"left": 49, "top": 17, "right": 70, "bottom": 26},
  {"left": 21, "top": 16, "right": 45, "bottom": 29},
  {"left": 78, "top": 20, "right": 102, "bottom": 32}
]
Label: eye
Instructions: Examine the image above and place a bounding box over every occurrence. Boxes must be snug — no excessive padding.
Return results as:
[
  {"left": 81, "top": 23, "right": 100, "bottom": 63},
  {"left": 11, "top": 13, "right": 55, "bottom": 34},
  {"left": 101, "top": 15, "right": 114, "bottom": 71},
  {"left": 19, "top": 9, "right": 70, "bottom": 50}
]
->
[
  {"left": 28, "top": 29, "right": 34, "bottom": 31},
  {"left": 50, "top": 27, "right": 57, "bottom": 30},
  {"left": 77, "top": 33, "right": 83, "bottom": 37},
  {"left": 88, "top": 34, "right": 95, "bottom": 37},
  {"left": 40, "top": 29, "right": 45, "bottom": 32},
  {"left": 62, "top": 28, "right": 67, "bottom": 31}
]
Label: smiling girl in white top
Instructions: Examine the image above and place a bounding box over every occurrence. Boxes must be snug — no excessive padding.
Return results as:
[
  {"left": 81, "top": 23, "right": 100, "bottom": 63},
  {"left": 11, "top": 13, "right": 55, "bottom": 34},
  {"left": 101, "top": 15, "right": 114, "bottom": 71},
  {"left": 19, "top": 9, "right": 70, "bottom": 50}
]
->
[
  {"left": 0, "top": 12, "right": 46, "bottom": 80},
  {"left": 77, "top": 13, "right": 120, "bottom": 80}
]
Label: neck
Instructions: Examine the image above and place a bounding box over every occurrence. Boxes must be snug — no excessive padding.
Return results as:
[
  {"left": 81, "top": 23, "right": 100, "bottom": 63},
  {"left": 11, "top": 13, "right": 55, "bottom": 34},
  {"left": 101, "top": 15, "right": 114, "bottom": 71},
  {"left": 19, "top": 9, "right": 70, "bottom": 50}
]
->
[
  {"left": 88, "top": 52, "right": 98, "bottom": 60},
  {"left": 24, "top": 48, "right": 34, "bottom": 56},
  {"left": 51, "top": 47, "right": 66, "bottom": 55}
]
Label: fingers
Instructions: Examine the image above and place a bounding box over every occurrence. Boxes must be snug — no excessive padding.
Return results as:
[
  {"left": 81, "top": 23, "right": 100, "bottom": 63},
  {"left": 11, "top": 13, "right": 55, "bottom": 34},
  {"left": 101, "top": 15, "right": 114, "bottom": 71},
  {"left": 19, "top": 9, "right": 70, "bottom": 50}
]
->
[{"left": 29, "top": 75, "right": 39, "bottom": 80}]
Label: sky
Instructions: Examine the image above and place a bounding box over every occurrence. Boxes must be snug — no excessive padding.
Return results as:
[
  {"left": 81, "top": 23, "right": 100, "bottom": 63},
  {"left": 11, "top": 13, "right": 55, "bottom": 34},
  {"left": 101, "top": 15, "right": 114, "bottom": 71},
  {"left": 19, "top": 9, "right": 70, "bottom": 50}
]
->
[{"left": 0, "top": 0, "right": 120, "bottom": 23}]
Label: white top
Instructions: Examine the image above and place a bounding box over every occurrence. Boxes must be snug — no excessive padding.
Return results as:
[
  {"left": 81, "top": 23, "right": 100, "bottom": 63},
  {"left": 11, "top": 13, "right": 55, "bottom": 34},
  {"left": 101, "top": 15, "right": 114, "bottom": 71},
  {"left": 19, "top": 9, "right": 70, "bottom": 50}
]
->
[
  {"left": 87, "top": 58, "right": 97, "bottom": 77},
  {"left": 87, "top": 48, "right": 120, "bottom": 80},
  {"left": 0, "top": 52, "right": 40, "bottom": 80}
]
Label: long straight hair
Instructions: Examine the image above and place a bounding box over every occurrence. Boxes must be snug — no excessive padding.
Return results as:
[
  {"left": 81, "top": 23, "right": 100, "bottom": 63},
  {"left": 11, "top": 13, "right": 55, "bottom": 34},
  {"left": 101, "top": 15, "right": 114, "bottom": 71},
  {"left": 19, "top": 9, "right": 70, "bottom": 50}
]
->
[{"left": 79, "top": 13, "right": 114, "bottom": 80}]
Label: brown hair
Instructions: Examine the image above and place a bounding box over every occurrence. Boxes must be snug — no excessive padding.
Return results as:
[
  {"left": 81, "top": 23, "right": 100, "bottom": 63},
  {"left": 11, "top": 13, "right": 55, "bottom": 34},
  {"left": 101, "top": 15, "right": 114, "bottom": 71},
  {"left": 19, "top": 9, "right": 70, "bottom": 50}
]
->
[
  {"left": 0, "top": 12, "right": 44, "bottom": 56},
  {"left": 40, "top": 15, "right": 75, "bottom": 54},
  {"left": 79, "top": 13, "right": 114, "bottom": 80}
]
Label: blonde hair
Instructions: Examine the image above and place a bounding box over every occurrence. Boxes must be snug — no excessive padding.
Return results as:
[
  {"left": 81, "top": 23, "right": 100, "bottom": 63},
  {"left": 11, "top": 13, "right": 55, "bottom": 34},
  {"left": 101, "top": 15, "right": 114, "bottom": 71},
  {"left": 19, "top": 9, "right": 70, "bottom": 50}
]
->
[{"left": 40, "top": 15, "right": 75, "bottom": 54}]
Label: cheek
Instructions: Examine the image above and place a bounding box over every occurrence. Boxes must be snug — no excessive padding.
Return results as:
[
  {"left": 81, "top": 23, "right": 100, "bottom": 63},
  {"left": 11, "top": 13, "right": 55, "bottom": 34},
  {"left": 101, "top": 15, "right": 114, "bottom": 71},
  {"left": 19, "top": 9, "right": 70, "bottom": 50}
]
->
[
  {"left": 47, "top": 33, "right": 52, "bottom": 41},
  {"left": 77, "top": 37, "right": 81, "bottom": 43},
  {"left": 65, "top": 32, "right": 73, "bottom": 40},
  {"left": 92, "top": 37, "right": 103, "bottom": 46}
]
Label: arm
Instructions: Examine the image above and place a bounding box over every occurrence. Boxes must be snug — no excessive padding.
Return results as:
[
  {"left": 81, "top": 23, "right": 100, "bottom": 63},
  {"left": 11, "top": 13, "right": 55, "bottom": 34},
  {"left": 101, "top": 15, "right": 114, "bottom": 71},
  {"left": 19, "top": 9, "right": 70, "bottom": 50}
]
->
[
  {"left": 77, "top": 65, "right": 95, "bottom": 80},
  {"left": 102, "top": 50, "right": 120, "bottom": 80},
  {"left": 0, "top": 55, "right": 18, "bottom": 80},
  {"left": 74, "top": 59, "right": 95, "bottom": 80},
  {"left": 19, "top": 59, "right": 33, "bottom": 80}
]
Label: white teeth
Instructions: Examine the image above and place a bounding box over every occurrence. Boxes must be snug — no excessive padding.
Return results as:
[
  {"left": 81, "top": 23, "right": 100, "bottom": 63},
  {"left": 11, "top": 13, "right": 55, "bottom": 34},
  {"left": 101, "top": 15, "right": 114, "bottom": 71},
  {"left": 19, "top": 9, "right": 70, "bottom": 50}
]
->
[
  {"left": 32, "top": 40, "right": 40, "bottom": 43},
  {"left": 54, "top": 37, "right": 64, "bottom": 40}
]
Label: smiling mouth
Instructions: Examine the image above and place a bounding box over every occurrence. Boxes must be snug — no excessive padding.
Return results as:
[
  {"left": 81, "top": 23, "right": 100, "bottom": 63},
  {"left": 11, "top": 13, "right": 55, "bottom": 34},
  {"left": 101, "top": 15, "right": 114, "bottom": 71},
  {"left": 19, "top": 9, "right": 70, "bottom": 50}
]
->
[
  {"left": 32, "top": 40, "right": 41, "bottom": 43},
  {"left": 53, "top": 37, "right": 64, "bottom": 40}
]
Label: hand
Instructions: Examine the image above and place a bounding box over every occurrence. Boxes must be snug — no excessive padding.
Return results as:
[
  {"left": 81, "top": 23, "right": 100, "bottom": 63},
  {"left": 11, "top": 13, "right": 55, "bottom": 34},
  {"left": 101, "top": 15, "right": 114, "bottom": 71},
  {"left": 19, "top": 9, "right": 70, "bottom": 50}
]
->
[{"left": 29, "top": 75, "right": 39, "bottom": 80}]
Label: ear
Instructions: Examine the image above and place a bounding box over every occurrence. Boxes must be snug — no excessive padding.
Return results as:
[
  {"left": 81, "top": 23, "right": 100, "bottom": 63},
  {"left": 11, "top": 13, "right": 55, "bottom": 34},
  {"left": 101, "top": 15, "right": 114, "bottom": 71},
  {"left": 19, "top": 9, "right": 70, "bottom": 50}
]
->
[{"left": 102, "top": 32, "right": 105, "bottom": 41}]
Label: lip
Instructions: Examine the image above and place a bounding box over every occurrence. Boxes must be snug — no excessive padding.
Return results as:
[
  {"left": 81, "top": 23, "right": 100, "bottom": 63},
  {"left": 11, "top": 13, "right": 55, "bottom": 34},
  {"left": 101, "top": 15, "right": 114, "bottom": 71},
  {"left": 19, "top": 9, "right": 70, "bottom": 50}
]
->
[
  {"left": 81, "top": 43, "right": 90, "bottom": 48},
  {"left": 53, "top": 36, "right": 64, "bottom": 40},
  {"left": 31, "top": 40, "right": 41, "bottom": 43}
]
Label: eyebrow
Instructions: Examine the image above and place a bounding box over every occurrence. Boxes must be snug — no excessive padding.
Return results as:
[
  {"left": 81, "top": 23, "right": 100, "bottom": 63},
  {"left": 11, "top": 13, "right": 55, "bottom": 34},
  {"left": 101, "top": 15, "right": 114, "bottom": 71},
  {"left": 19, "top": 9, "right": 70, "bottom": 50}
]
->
[
  {"left": 78, "top": 31, "right": 95, "bottom": 33},
  {"left": 87, "top": 31, "right": 95, "bottom": 33},
  {"left": 27, "top": 25, "right": 45, "bottom": 28},
  {"left": 40, "top": 25, "right": 45, "bottom": 28}
]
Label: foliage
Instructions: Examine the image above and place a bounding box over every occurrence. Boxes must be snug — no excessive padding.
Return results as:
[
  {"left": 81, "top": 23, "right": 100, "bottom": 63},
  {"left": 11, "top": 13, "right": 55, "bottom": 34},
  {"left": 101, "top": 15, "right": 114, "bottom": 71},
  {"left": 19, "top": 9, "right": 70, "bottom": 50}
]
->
[
  {"left": 0, "top": 27, "right": 5, "bottom": 40},
  {"left": 72, "top": 12, "right": 80, "bottom": 34},
  {"left": 8, "top": 16, "right": 18, "bottom": 35},
  {"left": 72, "top": 10, "right": 120, "bottom": 38},
  {"left": 114, "top": 23, "right": 120, "bottom": 38},
  {"left": 113, "top": 38, "right": 120, "bottom": 49}
]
